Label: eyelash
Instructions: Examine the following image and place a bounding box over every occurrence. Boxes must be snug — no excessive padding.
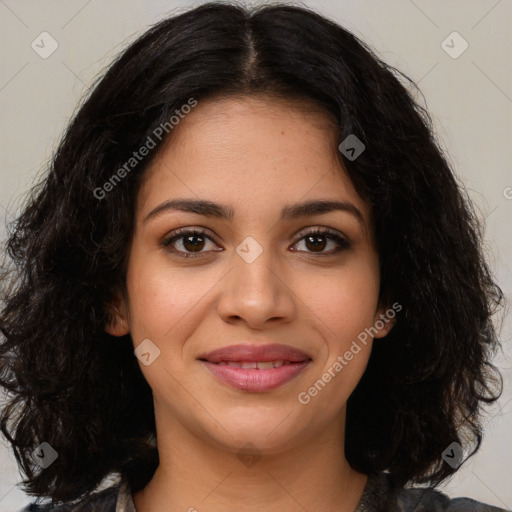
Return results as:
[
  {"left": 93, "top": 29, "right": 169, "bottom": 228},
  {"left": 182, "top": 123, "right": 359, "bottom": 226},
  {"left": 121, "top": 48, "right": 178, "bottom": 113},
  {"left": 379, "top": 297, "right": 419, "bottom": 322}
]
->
[{"left": 161, "top": 227, "right": 351, "bottom": 259}]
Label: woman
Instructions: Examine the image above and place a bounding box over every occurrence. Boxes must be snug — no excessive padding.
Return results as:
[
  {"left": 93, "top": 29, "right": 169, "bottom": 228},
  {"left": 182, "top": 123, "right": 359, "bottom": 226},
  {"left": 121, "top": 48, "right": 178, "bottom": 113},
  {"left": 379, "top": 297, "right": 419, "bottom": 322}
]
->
[{"left": 0, "top": 2, "right": 508, "bottom": 511}]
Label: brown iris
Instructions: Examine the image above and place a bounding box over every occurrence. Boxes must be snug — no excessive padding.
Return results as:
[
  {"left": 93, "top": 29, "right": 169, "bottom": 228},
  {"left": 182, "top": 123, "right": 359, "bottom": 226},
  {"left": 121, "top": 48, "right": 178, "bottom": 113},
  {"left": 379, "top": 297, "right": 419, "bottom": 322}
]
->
[
  {"left": 183, "top": 234, "right": 206, "bottom": 252},
  {"left": 304, "top": 234, "right": 327, "bottom": 252}
]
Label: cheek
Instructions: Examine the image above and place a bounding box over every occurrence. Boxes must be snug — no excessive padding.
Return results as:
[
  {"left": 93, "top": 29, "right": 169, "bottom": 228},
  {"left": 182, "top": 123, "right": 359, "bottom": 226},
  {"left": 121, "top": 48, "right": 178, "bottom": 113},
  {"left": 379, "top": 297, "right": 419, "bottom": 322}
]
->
[
  {"left": 300, "top": 263, "right": 380, "bottom": 406},
  {"left": 302, "top": 258, "right": 380, "bottom": 343},
  {"left": 125, "top": 250, "right": 218, "bottom": 342}
]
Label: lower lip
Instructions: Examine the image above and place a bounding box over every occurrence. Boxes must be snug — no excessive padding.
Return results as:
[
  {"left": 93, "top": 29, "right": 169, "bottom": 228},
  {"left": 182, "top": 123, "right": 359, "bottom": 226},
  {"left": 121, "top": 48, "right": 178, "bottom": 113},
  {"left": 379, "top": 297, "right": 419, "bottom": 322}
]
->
[{"left": 201, "top": 361, "right": 310, "bottom": 392}]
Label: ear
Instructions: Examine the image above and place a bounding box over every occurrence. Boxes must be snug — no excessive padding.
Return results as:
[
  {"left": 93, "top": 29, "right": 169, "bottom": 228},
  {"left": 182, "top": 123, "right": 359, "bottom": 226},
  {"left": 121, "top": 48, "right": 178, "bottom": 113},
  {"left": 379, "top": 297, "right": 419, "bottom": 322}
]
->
[
  {"left": 104, "top": 290, "right": 130, "bottom": 337},
  {"left": 372, "top": 303, "right": 399, "bottom": 339}
]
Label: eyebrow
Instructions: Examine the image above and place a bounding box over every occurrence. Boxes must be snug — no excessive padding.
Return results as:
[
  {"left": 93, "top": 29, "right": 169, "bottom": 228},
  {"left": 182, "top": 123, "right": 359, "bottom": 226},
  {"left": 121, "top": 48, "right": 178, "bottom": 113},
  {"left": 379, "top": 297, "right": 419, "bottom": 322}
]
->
[{"left": 144, "top": 198, "right": 365, "bottom": 226}]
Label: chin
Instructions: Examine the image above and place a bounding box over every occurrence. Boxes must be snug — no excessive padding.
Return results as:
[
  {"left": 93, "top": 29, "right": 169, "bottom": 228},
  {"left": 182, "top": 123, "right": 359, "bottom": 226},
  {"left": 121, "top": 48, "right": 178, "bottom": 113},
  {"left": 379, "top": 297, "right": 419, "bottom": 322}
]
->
[{"left": 204, "top": 412, "right": 311, "bottom": 454}]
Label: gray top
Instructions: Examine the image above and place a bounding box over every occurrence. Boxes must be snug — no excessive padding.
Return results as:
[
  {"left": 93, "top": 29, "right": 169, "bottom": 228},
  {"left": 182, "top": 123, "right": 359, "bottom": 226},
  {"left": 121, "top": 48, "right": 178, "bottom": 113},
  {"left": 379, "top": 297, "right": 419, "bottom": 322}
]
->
[{"left": 21, "top": 471, "right": 510, "bottom": 511}]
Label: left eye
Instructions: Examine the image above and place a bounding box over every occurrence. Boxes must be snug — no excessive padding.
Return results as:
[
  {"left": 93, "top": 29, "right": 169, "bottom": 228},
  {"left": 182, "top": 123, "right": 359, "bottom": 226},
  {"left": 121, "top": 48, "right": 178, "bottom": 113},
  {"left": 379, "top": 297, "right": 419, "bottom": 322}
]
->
[
  {"left": 162, "top": 228, "right": 350, "bottom": 259},
  {"left": 291, "top": 229, "right": 350, "bottom": 255}
]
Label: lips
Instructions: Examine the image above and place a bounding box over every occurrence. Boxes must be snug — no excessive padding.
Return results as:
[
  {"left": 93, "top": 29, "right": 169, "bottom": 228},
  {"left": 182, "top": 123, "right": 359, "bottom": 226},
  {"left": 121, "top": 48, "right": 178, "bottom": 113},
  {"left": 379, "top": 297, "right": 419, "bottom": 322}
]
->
[
  {"left": 198, "top": 343, "right": 311, "bottom": 364},
  {"left": 216, "top": 360, "right": 291, "bottom": 369},
  {"left": 198, "top": 343, "right": 312, "bottom": 392}
]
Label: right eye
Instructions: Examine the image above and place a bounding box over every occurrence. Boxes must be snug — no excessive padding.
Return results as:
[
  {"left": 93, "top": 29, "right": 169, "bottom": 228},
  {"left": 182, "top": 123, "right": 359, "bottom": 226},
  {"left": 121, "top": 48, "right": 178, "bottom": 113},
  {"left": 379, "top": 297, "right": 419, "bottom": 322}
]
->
[{"left": 162, "top": 228, "right": 222, "bottom": 259}]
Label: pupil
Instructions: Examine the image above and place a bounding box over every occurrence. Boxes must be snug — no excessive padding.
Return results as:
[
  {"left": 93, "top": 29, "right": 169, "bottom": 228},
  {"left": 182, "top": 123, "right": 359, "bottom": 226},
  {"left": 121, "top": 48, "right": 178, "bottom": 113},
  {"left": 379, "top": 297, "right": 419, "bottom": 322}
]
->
[
  {"left": 306, "top": 235, "right": 326, "bottom": 251},
  {"left": 184, "top": 234, "right": 204, "bottom": 252}
]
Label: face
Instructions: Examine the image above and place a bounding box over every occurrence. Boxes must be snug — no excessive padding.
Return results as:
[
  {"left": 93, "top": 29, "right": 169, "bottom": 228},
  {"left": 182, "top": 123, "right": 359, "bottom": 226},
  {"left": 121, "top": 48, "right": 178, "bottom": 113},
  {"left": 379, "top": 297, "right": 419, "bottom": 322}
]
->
[{"left": 107, "top": 95, "right": 393, "bottom": 456}]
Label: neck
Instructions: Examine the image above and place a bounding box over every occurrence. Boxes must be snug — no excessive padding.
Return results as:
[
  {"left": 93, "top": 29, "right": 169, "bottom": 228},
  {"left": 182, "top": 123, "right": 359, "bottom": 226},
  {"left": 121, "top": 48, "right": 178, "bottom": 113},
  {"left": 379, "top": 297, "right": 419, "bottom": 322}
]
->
[{"left": 133, "top": 407, "right": 368, "bottom": 512}]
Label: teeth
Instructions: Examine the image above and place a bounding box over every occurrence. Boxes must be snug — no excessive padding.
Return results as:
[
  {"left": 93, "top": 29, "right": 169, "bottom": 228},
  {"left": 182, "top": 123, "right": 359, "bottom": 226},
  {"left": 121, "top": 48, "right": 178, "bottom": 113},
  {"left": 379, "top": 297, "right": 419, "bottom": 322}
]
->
[
  {"left": 256, "top": 361, "right": 274, "bottom": 370},
  {"left": 215, "top": 360, "right": 289, "bottom": 369}
]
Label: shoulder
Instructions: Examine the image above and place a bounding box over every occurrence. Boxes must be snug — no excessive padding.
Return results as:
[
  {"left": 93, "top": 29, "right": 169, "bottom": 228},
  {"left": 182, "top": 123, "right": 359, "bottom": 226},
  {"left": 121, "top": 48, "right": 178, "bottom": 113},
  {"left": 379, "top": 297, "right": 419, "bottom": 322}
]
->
[
  {"left": 19, "top": 483, "right": 123, "bottom": 512},
  {"left": 392, "top": 486, "right": 509, "bottom": 511},
  {"left": 361, "top": 472, "right": 510, "bottom": 512}
]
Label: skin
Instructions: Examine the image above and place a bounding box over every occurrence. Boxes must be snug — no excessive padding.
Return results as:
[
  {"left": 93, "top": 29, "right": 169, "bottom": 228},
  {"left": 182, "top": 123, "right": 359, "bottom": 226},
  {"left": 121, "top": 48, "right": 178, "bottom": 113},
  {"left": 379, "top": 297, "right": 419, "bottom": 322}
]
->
[{"left": 107, "top": 95, "right": 395, "bottom": 512}]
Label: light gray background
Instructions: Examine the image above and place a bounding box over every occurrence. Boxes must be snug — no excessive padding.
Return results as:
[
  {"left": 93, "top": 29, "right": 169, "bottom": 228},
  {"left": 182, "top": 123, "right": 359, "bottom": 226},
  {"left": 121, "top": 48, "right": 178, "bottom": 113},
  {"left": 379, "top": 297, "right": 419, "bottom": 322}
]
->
[{"left": 1, "top": 0, "right": 511, "bottom": 510}]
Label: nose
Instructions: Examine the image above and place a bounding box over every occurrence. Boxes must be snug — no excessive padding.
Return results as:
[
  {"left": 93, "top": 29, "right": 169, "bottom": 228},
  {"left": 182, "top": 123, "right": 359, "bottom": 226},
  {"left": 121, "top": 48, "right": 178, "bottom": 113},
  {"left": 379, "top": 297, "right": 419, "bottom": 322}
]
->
[{"left": 216, "top": 240, "right": 296, "bottom": 329}]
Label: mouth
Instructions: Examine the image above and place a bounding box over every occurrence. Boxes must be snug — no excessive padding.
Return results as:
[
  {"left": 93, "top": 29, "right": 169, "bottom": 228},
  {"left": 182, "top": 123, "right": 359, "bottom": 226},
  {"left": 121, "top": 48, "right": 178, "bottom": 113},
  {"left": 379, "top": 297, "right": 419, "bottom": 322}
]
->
[
  {"left": 198, "top": 343, "right": 311, "bottom": 364},
  {"left": 211, "top": 360, "right": 298, "bottom": 369},
  {"left": 200, "top": 360, "right": 311, "bottom": 392},
  {"left": 198, "top": 343, "right": 312, "bottom": 392}
]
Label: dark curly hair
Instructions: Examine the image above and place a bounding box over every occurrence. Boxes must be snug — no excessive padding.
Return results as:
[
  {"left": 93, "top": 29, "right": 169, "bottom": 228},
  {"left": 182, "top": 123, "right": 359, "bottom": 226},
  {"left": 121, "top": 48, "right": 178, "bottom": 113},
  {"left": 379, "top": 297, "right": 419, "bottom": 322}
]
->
[{"left": 0, "top": 0, "right": 505, "bottom": 505}]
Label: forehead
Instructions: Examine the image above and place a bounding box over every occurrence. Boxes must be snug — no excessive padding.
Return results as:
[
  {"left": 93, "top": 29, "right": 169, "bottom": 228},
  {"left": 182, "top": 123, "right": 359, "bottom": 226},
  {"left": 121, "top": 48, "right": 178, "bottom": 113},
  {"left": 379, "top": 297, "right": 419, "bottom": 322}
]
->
[{"left": 137, "top": 95, "right": 370, "bottom": 222}]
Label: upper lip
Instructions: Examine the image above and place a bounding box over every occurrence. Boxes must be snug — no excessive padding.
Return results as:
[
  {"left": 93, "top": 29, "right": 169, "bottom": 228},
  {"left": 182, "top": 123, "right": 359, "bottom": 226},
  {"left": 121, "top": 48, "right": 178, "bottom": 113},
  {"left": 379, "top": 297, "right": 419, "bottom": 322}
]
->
[{"left": 198, "top": 344, "right": 311, "bottom": 363}]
